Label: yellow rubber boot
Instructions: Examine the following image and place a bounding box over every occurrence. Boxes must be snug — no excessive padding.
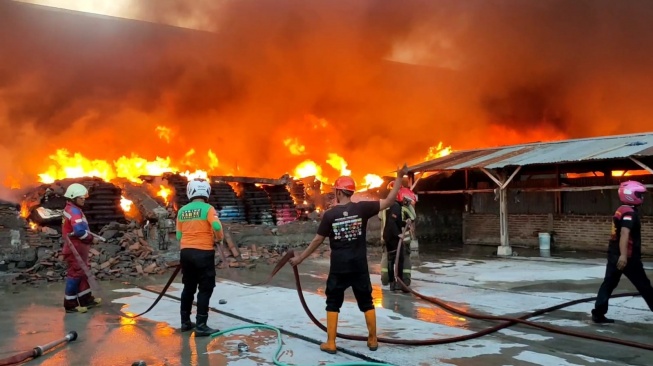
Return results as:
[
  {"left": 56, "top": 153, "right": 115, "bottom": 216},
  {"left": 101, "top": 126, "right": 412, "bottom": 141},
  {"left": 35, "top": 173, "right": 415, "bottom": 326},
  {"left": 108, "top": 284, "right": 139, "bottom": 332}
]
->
[
  {"left": 320, "top": 311, "right": 338, "bottom": 354},
  {"left": 365, "top": 309, "right": 378, "bottom": 351}
]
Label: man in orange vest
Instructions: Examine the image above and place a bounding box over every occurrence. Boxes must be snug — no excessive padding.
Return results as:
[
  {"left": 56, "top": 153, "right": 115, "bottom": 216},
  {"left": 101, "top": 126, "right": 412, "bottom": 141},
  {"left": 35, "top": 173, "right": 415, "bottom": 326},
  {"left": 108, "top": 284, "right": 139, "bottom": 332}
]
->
[{"left": 176, "top": 179, "right": 224, "bottom": 336}]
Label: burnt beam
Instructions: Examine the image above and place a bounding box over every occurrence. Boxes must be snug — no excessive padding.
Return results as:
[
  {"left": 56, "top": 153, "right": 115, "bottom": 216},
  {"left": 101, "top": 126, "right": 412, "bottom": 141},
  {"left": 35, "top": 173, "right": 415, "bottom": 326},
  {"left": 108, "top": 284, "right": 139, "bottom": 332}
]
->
[{"left": 121, "top": 183, "right": 168, "bottom": 221}]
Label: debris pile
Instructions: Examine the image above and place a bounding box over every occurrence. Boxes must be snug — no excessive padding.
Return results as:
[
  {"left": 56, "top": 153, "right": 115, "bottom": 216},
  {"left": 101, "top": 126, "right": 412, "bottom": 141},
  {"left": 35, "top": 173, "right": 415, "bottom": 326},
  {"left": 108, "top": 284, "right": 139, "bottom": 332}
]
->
[
  {"left": 215, "top": 242, "right": 330, "bottom": 269},
  {"left": 10, "top": 222, "right": 177, "bottom": 285}
]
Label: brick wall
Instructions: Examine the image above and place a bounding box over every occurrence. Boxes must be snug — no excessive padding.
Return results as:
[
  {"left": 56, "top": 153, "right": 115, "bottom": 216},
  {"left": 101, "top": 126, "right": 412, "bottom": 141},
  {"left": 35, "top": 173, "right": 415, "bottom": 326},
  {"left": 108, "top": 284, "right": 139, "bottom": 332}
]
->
[{"left": 463, "top": 213, "right": 653, "bottom": 255}]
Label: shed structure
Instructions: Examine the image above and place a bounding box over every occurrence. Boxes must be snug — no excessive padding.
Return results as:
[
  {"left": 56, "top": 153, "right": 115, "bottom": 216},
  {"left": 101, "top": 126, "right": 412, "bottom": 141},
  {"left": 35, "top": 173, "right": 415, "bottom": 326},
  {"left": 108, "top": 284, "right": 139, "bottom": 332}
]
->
[{"left": 406, "top": 132, "right": 653, "bottom": 255}]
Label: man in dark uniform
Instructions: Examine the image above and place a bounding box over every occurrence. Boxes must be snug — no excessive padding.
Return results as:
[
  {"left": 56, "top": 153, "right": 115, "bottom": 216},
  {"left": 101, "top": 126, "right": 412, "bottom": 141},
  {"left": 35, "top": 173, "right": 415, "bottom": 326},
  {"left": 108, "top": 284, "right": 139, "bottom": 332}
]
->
[
  {"left": 592, "top": 180, "right": 653, "bottom": 323},
  {"left": 383, "top": 189, "right": 410, "bottom": 292},
  {"left": 290, "top": 164, "right": 408, "bottom": 354}
]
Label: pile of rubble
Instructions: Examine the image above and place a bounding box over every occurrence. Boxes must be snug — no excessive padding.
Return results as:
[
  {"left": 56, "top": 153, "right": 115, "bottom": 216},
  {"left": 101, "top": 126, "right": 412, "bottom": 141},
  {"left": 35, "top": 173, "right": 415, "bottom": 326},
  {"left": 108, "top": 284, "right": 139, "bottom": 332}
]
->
[
  {"left": 11, "top": 222, "right": 178, "bottom": 285},
  {"left": 216, "top": 241, "right": 330, "bottom": 269},
  {"left": 9, "top": 219, "right": 330, "bottom": 286}
]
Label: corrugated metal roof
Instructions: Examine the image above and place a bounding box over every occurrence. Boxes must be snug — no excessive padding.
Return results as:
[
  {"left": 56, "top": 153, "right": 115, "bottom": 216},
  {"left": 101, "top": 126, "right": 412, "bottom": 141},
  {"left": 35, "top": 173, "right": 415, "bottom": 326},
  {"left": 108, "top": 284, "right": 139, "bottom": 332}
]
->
[{"left": 408, "top": 132, "right": 653, "bottom": 172}]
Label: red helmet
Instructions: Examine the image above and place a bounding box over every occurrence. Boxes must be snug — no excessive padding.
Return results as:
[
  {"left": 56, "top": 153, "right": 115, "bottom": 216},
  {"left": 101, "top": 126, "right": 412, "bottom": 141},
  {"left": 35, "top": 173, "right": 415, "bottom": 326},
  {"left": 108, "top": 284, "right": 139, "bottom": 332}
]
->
[
  {"left": 334, "top": 176, "right": 355, "bottom": 192},
  {"left": 618, "top": 180, "right": 646, "bottom": 205},
  {"left": 397, "top": 187, "right": 416, "bottom": 203}
]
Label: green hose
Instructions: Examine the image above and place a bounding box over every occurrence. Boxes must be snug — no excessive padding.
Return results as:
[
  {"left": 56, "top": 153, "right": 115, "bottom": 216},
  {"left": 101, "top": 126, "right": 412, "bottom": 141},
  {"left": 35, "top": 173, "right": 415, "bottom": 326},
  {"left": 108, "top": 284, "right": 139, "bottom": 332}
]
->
[{"left": 210, "top": 325, "right": 395, "bottom": 366}]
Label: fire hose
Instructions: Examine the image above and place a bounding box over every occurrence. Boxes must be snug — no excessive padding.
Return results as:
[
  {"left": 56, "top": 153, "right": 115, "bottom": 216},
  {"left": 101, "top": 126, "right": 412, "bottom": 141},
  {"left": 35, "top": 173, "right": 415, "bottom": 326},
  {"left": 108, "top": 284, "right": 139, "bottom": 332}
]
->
[
  {"left": 63, "top": 232, "right": 181, "bottom": 319},
  {"left": 242, "top": 252, "right": 653, "bottom": 350},
  {"left": 55, "top": 227, "right": 653, "bottom": 364},
  {"left": 133, "top": 232, "right": 653, "bottom": 351},
  {"left": 0, "top": 331, "right": 78, "bottom": 366}
]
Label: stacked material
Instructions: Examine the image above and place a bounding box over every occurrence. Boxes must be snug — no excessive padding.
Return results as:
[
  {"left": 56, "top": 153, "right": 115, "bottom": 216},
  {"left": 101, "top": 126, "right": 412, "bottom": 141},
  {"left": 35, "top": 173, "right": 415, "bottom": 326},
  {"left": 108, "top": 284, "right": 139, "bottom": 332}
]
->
[
  {"left": 210, "top": 182, "right": 246, "bottom": 223},
  {"left": 164, "top": 173, "right": 190, "bottom": 209},
  {"left": 238, "top": 184, "right": 274, "bottom": 225},
  {"left": 288, "top": 180, "right": 306, "bottom": 206},
  {"left": 25, "top": 178, "right": 127, "bottom": 232},
  {"left": 262, "top": 184, "right": 298, "bottom": 225}
]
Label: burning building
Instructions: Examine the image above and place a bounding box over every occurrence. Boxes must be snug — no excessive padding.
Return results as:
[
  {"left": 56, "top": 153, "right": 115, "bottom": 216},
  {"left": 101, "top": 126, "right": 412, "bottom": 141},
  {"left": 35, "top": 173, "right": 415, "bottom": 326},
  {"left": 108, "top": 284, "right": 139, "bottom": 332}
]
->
[{"left": 2, "top": 0, "right": 653, "bottom": 265}]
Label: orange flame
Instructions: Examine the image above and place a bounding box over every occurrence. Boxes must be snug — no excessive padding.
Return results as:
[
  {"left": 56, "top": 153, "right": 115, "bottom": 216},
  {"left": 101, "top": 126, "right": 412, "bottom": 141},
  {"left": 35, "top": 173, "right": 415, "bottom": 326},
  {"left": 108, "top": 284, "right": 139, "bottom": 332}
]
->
[
  {"left": 157, "top": 185, "right": 173, "bottom": 204},
  {"left": 20, "top": 202, "right": 30, "bottom": 218},
  {"left": 31, "top": 126, "right": 453, "bottom": 195},
  {"left": 283, "top": 138, "right": 306, "bottom": 156},
  {"left": 155, "top": 126, "right": 173, "bottom": 143},
  {"left": 360, "top": 174, "right": 384, "bottom": 190},
  {"left": 424, "top": 142, "right": 453, "bottom": 161},
  {"left": 294, "top": 160, "right": 327, "bottom": 182},
  {"left": 120, "top": 196, "right": 133, "bottom": 212},
  {"left": 38, "top": 149, "right": 115, "bottom": 183},
  {"left": 326, "top": 153, "right": 351, "bottom": 176}
]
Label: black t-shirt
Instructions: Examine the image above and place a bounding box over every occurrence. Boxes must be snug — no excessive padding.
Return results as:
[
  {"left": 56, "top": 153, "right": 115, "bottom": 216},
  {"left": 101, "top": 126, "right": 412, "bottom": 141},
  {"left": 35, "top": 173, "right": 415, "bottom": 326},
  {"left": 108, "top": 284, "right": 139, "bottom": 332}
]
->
[
  {"left": 608, "top": 205, "right": 641, "bottom": 259},
  {"left": 382, "top": 202, "right": 404, "bottom": 252},
  {"left": 317, "top": 200, "right": 381, "bottom": 274}
]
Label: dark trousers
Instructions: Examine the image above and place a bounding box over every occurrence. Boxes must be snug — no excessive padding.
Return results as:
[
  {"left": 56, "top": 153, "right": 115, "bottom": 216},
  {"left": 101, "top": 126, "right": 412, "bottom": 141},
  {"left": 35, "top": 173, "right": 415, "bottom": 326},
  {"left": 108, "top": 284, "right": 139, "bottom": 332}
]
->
[
  {"left": 594, "top": 255, "right": 653, "bottom": 316},
  {"left": 325, "top": 272, "right": 374, "bottom": 313},
  {"left": 387, "top": 250, "right": 405, "bottom": 283},
  {"left": 180, "top": 248, "right": 216, "bottom": 316}
]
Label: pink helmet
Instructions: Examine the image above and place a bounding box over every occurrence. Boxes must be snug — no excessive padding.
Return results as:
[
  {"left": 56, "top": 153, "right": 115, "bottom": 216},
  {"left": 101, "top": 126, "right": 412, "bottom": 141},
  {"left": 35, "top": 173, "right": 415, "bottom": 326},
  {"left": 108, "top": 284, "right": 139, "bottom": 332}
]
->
[
  {"left": 618, "top": 180, "right": 647, "bottom": 205},
  {"left": 397, "top": 187, "right": 416, "bottom": 203}
]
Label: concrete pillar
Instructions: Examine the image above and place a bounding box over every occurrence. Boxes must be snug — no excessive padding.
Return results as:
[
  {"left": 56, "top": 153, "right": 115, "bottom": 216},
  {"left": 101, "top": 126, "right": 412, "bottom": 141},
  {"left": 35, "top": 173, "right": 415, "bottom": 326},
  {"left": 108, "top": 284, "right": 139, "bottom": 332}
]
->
[
  {"left": 481, "top": 166, "right": 521, "bottom": 257},
  {"left": 497, "top": 187, "right": 512, "bottom": 256}
]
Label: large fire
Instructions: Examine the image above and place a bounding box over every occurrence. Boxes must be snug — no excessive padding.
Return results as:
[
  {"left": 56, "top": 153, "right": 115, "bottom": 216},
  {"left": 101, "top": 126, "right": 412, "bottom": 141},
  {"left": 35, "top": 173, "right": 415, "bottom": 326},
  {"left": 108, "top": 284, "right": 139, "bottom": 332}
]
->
[
  {"left": 22, "top": 127, "right": 452, "bottom": 196},
  {"left": 10, "top": 0, "right": 631, "bottom": 201}
]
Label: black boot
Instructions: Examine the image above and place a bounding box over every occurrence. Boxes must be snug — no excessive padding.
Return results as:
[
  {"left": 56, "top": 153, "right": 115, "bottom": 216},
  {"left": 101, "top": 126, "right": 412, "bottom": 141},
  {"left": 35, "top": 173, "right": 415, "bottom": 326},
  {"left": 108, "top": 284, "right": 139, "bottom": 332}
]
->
[
  {"left": 591, "top": 309, "right": 615, "bottom": 324},
  {"left": 181, "top": 311, "right": 195, "bottom": 332},
  {"left": 195, "top": 314, "right": 219, "bottom": 337}
]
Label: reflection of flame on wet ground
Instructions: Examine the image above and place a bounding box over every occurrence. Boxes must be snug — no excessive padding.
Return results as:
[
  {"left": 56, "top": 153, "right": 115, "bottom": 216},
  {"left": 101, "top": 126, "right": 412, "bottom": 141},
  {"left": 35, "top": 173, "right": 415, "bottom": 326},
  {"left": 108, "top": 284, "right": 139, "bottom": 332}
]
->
[
  {"left": 372, "top": 283, "right": 384, "bottom": 308},
  {"left": 415, "top": 306, "right": 468, "bottom": 328},
  {"left": 119, "top": 313, "right": 137, "bottom": 326}
]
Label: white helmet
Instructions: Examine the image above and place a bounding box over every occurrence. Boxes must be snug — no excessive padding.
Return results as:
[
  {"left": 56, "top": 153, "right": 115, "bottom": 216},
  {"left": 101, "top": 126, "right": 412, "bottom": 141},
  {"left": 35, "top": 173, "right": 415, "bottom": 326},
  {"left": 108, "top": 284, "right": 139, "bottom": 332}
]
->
[
  {"left": 64, "top": 183, "right": 89, "bottom": 200},
  {"left": 187, "top": 179, "right": 211, "bottom": 200}
]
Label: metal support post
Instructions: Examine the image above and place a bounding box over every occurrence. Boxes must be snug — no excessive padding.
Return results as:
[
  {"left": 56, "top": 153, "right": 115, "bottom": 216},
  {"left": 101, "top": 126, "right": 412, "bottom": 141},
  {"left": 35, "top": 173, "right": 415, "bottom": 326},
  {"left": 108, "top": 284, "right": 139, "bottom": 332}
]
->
[{"left": 480, "top": 166, "right": 522, "bottom": 256}]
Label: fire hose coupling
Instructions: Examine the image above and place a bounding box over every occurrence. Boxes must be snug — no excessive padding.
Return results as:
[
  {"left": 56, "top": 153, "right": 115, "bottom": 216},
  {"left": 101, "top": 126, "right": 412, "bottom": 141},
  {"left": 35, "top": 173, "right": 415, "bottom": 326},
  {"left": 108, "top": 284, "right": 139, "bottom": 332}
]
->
[{"left": 32, "top": 331, "right": 78, "bottom": 358}]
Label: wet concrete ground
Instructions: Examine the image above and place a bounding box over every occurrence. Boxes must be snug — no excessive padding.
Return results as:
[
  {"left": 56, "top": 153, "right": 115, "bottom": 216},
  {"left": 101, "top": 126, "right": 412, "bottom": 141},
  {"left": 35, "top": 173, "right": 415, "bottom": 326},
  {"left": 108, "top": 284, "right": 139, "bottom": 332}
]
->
[{"left": 1, "top": 246, "right": 652, "bottom": 366}]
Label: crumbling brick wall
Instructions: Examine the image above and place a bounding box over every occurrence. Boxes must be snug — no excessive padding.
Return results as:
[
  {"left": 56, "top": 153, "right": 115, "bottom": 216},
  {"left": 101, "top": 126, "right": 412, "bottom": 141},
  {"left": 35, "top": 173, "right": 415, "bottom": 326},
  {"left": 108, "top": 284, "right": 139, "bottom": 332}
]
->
[{"left": 463, "top": 213, "right": 653, "bottom": 255}]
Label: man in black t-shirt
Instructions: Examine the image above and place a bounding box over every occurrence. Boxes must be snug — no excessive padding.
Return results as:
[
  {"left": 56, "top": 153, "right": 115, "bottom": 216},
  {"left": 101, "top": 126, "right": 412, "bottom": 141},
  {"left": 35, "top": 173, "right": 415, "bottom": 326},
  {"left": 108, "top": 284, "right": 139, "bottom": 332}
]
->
[
  {"left": 592, "top": 180, "right": 653, "bottom": 323},
  {"left": 290, "top": 164, "right": 408, "bottom": 354}
]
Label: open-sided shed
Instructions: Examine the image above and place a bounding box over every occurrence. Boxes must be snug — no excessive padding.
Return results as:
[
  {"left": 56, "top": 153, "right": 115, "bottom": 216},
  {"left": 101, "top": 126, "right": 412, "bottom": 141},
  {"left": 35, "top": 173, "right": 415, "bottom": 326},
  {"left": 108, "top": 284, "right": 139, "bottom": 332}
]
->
[{"left": 406, "top": 132, "right": 653, "bottom": 255}]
